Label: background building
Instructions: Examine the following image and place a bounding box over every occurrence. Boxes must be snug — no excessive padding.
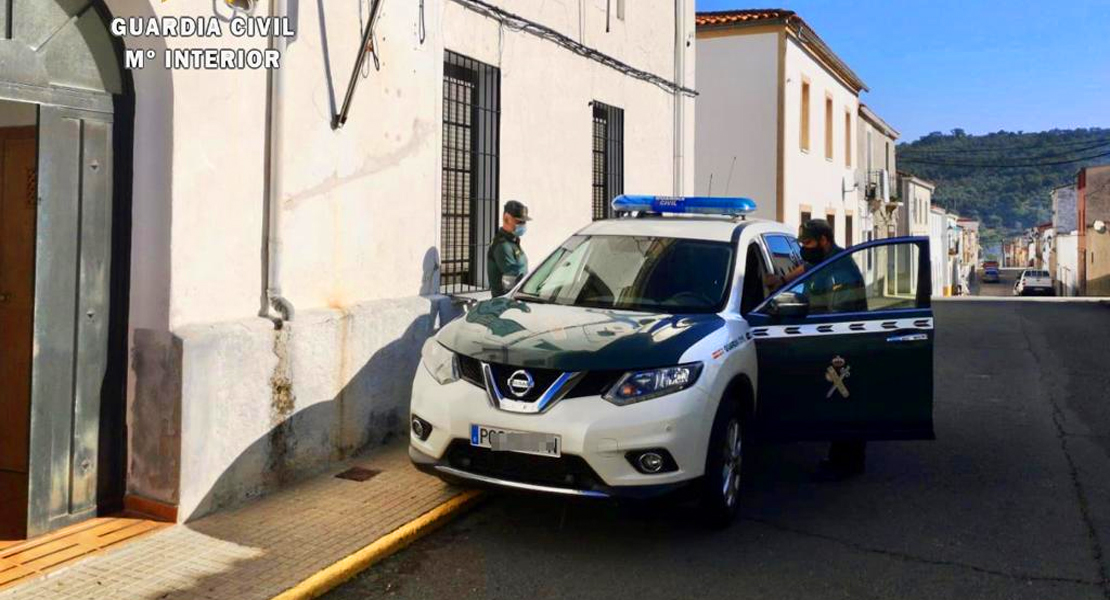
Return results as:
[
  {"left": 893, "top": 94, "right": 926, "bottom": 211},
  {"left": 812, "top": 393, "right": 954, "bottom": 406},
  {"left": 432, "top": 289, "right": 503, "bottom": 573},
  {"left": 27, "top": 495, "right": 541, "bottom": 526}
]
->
[
  {"left": 897, "top": 173, "right": 934, "bottom": 238},
  {"left": 859, "top": 105, "right": 900, "bottom": 240},
  {"left": 1078, "top": 165, "right": 1110, "bottom": 295},
  {"left": 695, "top": 9, "right": 867, "bottom": 247},
  {"left": 0, "top": 0, "right": 696, "bottom": 539}
]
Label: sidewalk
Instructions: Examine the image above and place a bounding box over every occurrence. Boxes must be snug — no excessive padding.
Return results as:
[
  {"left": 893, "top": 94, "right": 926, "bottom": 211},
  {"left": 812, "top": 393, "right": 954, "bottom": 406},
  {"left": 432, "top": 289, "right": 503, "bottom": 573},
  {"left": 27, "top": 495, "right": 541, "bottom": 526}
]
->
[{"left": 0, "top": 443, "right": 479, "bottom": 600}]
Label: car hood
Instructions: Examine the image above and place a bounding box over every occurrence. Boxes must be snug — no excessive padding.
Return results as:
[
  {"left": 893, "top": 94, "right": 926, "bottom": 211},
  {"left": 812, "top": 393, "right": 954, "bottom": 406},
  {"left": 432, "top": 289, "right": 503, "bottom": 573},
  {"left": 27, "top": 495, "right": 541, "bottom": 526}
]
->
[{"left": 436, "top": 297, "right": 724, "bottom": 371}]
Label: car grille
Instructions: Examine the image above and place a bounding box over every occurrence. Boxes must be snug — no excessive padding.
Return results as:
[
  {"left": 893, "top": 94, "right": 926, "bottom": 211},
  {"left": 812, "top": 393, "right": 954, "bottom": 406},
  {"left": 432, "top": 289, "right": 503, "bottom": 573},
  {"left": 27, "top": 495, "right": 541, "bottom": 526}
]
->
[
  {"left": 457, "top": 354, "right": 484, "bottom": 387},
  {"left": 487, "top": 363, "right": 562, "bottom": 402},
  {"left": 444, "top": 440, "right": 606, "bottom": 491},
  {"left": 455, "top": 355, "right": 622, "bottom": 400}
]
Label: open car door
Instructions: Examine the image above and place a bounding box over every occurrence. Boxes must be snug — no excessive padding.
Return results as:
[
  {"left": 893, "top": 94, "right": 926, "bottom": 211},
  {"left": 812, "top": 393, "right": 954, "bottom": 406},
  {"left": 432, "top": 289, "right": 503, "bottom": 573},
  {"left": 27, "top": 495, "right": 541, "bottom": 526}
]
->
[{"left": 747, "top": 237, "right": 934, "bottom": 441}]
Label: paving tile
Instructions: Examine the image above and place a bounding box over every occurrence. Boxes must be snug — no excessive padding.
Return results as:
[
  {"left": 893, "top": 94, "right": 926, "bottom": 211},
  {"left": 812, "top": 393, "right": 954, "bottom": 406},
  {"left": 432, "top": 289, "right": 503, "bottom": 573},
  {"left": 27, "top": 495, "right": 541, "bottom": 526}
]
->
[{"left": 0, "top": 442, "right": 463, "bottom": 600}]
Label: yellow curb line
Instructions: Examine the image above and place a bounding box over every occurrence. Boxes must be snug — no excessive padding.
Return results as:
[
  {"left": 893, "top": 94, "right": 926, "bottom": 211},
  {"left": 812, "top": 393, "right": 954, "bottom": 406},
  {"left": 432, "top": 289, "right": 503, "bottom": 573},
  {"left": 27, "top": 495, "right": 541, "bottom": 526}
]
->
[{"left": 271, "top": 489, "right": 484, "bottom": 600}]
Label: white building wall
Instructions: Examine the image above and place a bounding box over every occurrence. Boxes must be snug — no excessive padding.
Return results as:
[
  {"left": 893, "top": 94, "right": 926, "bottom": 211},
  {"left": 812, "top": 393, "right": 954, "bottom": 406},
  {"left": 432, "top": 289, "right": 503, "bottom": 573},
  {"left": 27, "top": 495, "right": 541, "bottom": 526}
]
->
[
  {"left": 1057, "top": 233, "right": 1079, "bottom": 296},
  {"left": 898, "top": 178, "right": 933, "bottom": 238},
  {"left": 782, "top": 37, "right": 859, "bottom": 246},
  {"left": 929, "top": 208, "right": 949, "bottom": 296},
  {"left": 693, "top": 31, "right": 778, "bottom": 219},
  {"left": 112, "top": 0, "right": 695, "bottom": 519},
  {"left": 857, "top": 118, "right": 897, "bottom": 239}
]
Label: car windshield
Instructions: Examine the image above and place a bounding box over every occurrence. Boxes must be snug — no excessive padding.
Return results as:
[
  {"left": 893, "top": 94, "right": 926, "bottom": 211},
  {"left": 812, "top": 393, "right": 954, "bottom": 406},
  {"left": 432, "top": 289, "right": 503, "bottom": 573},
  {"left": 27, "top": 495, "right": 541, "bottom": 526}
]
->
[{"left": 516, "top": 235, "right": 734, "bottom": 313}]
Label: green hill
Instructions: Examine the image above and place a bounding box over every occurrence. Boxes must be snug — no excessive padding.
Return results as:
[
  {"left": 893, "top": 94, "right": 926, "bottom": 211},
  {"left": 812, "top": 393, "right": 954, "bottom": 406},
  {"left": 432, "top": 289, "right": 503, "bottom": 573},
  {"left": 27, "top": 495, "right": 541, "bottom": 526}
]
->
[{"left": 897, "top": 128, "right": 1110, "bottom": 247}]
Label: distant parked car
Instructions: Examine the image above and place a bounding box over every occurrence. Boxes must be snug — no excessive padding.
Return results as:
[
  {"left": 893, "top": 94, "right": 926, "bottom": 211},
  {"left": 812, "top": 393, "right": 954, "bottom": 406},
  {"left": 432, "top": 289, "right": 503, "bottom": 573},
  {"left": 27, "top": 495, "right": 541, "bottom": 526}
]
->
[
  {"left": 1014, "top": 270, "right": 1054, "bottom": 296},
  {"left": 982, "top": 267, "right": 1000, "bottom": 283}
]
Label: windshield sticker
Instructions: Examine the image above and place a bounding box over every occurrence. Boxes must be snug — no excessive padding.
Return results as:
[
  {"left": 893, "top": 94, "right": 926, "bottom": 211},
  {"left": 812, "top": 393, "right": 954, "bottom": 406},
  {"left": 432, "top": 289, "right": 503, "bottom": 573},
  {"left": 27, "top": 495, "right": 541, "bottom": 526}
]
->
[{"left": 825, "top": 356, "right": 851, "bottom": 399}]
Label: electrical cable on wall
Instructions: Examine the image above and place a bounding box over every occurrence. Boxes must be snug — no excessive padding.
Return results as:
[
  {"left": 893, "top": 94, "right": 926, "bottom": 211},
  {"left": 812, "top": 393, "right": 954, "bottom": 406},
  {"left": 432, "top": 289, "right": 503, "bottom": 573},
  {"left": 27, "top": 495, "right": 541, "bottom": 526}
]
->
[
  {"left": 901, "top": 140, "right": 1110, "bottom": 163},
  {"left": 359, "top": 0, "right": 381, "bottom": 75},
  {"left": 419, "top": 0, "right": 426, "bottom": 44},
  {"left": 900, "top": 148, "right": 1110, "bottom": 168},
  {"left": 449, "top": 0, "right": 697, "bottom": 97},
  {"left": 900, "top": 136, "right": 1110, "bottom": 156}
]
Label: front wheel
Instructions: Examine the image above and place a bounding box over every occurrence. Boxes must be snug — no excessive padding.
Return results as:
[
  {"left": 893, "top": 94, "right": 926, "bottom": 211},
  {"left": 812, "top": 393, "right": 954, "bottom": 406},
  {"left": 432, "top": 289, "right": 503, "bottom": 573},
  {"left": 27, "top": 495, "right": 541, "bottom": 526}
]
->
[{"left": 699, "top": 401, "right": 743, "bottom": 528}]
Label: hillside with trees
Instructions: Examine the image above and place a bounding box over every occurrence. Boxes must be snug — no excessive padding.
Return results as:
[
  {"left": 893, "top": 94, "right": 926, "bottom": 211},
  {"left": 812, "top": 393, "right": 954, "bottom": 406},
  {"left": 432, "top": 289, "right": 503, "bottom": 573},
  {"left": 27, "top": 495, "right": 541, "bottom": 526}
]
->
[{"left": 897, "top": 128, "right": 1110, "bottom": 247}]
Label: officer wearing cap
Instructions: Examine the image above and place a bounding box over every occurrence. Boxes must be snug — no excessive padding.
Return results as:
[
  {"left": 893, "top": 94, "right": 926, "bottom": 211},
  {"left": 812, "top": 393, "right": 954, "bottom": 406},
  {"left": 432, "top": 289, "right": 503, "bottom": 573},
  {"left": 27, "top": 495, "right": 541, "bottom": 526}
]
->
[
  {"left": 764, "top": 218, "right": 868, "bottom": 480},
  {"left": 488, "top": 200, "right": 532, "bottom": 297},
  {"left": 764, "top": 218, "right": 840, "bottom": 289}
]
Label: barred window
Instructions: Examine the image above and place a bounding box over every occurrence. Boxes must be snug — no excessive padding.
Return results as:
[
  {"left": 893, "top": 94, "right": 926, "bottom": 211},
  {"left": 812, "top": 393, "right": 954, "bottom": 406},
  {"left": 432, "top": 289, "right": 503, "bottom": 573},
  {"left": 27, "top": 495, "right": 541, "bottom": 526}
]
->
[
  {"left": 591, "top": 102, "right": 624, "bottom": 220},
  {"left": 441, "top": 52, "right": 500, "bottom": 294}
]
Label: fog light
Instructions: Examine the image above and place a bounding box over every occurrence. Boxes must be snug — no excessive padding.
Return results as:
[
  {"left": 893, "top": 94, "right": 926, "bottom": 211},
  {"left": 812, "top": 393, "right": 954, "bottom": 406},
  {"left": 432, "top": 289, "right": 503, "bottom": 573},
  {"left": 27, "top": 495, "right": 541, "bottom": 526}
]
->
[
  {"left": 411, "top": 415, "right": 432, "bottom": 441},
  {"left": 639, "top": 452, "right": 664, "bottom": 473},
  {"left": 626, "top": 449, "right": 677, "bottom": 475}
]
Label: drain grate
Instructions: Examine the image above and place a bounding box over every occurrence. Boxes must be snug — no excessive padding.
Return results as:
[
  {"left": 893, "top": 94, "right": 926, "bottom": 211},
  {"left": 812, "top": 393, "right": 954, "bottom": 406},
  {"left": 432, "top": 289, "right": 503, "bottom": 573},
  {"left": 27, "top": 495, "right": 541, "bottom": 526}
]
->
[{"left": 335, "top": 467, "right": 381, "bottom": 482}]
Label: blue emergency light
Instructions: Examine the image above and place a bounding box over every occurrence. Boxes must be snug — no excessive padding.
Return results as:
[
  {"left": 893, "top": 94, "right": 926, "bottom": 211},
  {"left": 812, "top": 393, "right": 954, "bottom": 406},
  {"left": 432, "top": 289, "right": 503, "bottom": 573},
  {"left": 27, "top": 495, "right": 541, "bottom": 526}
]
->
[{"left": 611, "top": 195, "right": 757, "bottom": 217}]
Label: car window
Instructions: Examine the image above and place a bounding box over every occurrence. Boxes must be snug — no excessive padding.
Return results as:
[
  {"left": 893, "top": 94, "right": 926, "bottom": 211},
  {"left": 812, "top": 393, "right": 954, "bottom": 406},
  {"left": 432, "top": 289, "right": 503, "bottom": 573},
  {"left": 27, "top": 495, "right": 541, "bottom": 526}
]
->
[
  {"left": 765, "top": 241, "right": 925, "bottom": 315},
  {"left": 517, "top": 235, "right": 735, "bottom": 313},
  {"left": 763, "top": 234, "right": 803, "bottom": 276},
  {"left": 740, "top": 242, "right": 771, "bottom": 315}
]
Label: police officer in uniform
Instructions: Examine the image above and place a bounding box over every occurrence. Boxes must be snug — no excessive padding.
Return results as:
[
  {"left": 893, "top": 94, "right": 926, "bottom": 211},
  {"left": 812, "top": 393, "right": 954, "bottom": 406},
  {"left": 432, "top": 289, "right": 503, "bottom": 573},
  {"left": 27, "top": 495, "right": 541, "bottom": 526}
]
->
[
  {"left": 764, "top": 219, "right": 867, "bottom": 480},
  {"left": 488, "top": 200, "right": 531, "bottom": 297}
]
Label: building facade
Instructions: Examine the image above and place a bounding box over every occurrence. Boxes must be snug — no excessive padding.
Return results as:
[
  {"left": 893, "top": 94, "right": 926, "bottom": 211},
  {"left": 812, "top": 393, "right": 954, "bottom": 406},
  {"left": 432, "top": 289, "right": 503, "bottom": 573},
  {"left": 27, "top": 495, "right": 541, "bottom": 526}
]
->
[
  {"left": 897, "top": 173, "right": 934, "bottom": 238},
  {"left": 858, "top": 105, "right": 899, "bottom": 239},
  {"left": 929, "top": 206, "right": 951, "bottom": 296},
  {"left": 0, "top": 0, "right": 696, "bottom": 538},
  {"left": 1078, "top": 165, "right": 1110, "bottom": 296},
  {"left": 957, "top": 218, "right": 981, "bottom": 273},
  {"left": 694, "top": 9, "right": 867, "bottom": 247}
]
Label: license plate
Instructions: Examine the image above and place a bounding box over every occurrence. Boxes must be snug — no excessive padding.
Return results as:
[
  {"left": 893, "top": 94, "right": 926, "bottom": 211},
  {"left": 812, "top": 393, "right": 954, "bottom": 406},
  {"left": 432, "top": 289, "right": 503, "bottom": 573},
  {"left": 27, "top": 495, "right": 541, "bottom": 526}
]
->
[{"left": 470, "top": 424, "right": 561, "bottom": 458}]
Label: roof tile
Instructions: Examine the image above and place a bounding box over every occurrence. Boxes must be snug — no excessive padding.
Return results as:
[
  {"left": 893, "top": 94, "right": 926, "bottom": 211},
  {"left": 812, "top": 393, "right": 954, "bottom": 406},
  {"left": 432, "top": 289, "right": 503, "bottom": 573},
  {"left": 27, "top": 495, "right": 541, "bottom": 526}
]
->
[{"left": 695, "top": 9, "right": 794, "bottom": 27}]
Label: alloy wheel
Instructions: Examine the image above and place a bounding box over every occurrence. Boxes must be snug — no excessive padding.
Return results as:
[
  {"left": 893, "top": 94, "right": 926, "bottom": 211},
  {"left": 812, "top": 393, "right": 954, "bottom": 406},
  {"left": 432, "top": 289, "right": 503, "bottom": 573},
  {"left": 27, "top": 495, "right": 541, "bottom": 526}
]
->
[{"left": 720, "top": 419, "right": 742, "bottom": 507}]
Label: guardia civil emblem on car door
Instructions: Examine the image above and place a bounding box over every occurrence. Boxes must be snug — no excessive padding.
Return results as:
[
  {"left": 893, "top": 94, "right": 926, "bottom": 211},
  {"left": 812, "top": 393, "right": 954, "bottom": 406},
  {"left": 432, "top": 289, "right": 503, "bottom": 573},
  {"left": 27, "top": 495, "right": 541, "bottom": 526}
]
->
[{"left": 825, "top": 356, "right": 851, "bottom": 399}]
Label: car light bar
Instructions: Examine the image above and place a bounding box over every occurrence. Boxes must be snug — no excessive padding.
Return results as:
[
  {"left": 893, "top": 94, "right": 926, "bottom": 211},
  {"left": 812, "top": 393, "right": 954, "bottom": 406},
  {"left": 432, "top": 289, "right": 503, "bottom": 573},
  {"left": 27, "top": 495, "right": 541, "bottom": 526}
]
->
[{"left": 611, "top": 195, "right": 757, "bottom": 217}]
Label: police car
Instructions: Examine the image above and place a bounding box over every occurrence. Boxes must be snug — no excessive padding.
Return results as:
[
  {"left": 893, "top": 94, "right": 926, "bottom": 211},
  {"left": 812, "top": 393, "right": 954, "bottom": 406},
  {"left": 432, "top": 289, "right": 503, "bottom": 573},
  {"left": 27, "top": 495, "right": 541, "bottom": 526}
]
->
[{"left": 410, "top": 196, "right": 934, "bottom": 526}]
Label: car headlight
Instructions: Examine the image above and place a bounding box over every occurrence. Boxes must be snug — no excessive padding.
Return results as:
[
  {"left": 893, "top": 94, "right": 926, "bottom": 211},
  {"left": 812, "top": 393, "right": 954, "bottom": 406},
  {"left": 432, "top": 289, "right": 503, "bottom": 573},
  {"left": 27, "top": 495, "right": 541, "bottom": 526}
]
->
[
  {"left": 604, "top": 363, "right": 703, "bottom": 406},
  {"left": 421, "top": 338, "right": 459, "bottom": 385}
]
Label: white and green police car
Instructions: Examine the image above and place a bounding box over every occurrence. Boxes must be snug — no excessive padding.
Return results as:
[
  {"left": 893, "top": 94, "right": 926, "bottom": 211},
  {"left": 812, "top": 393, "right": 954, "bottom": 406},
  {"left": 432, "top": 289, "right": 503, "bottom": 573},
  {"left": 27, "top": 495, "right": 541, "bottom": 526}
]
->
[{"left": 410, "top": 196, "right": 934, "bottom": 526}]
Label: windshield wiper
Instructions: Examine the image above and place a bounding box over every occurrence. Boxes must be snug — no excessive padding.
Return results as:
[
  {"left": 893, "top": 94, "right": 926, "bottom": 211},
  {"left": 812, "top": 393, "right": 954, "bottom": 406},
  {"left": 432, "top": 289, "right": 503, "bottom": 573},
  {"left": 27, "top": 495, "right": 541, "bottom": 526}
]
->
[{"left": 513, "top": 293, "right": 555, "bottom": 304}]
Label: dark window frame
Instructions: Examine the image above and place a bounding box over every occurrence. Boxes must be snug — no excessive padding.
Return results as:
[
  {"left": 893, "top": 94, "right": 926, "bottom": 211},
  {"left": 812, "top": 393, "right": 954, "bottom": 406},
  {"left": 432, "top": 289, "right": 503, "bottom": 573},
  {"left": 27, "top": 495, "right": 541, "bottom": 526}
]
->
[
  {"left": 440, "top": 51, "right": 500, "bottom": 294},
  {"left": 591, "top": 101, "right": 624, "bottom": 221}
]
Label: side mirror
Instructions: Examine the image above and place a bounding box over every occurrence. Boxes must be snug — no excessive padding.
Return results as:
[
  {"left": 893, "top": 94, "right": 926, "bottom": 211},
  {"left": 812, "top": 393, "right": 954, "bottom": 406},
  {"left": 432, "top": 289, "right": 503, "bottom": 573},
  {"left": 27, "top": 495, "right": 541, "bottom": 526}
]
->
[{"left": 768, "top": 291, "right": 809, "bottom": 319}]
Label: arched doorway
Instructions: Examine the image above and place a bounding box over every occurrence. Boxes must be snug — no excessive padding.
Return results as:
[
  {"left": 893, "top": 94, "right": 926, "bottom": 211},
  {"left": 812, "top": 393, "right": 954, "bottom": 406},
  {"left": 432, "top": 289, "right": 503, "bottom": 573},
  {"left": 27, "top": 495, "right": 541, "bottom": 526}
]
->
[{"left": 0, "top": 0, "right": 129, "bottom": 539}]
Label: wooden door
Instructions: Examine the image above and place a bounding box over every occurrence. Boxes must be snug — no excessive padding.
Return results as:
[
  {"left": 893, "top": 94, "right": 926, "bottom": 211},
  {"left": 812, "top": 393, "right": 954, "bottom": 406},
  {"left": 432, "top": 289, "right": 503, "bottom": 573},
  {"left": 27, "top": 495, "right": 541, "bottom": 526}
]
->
[
  {"left": 0, "top": 125, "right": 36, "bottom": 541},
  {"left": 26, "top": 106, "right": 113, "bottom": 537}
]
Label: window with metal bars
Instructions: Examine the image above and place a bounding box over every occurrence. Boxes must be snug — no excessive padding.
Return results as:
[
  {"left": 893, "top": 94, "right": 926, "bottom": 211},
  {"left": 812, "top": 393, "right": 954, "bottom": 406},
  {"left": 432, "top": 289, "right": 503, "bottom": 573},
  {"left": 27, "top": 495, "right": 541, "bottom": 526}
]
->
[
  {"left": 440, "top": 52, "right": 500, "bottom": 294},
  {"left": 591, "top": 102, "right": 624, "bottom": 221}
]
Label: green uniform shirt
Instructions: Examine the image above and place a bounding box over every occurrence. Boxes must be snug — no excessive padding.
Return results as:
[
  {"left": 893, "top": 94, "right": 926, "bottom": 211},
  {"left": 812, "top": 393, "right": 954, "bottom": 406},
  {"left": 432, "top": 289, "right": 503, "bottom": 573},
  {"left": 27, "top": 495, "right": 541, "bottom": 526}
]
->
[{"left": 487, "top": 229, "right": 528, "bottom": 296}]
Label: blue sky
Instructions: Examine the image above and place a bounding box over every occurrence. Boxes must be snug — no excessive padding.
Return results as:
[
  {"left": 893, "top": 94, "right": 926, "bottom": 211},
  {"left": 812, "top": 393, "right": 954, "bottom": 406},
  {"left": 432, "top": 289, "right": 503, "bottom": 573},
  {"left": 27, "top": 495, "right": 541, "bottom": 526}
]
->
[{"left": 695, "top": 0, "right": 1110, "bottom": 142}]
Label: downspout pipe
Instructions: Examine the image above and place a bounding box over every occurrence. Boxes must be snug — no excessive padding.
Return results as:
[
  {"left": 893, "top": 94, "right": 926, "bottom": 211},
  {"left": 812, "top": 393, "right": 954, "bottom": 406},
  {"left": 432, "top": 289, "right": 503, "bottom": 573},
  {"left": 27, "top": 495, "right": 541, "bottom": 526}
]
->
[
  {"left": 264, "top": 0, "right": 295, "bottom": 322},
  {"left": 672, "top": 0, "right": 686, "bottom": 196}
]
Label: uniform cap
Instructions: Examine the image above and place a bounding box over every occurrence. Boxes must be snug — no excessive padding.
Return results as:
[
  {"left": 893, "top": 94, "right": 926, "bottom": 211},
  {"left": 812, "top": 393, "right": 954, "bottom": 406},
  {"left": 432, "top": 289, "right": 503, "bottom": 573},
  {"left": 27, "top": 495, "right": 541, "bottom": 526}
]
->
[
  {"left": 504, "top": 200, "right": 532, "bottom": 221},
  {"left": 799, "top": 218, "right": 833, "bottom": 243}
]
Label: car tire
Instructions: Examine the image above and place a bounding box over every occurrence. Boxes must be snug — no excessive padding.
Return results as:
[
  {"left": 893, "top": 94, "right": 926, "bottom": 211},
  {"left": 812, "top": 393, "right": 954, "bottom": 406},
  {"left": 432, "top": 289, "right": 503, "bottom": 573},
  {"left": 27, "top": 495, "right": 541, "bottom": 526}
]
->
[{"left": 699, "top": 399, "right": 744, "bottom": 529}]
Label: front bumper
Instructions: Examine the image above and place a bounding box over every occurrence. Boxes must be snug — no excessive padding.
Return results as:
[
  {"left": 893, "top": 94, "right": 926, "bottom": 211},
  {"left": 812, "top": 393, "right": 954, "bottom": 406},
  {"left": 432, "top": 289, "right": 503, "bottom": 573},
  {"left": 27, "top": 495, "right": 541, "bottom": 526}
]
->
[
  {"left": 409, "top": 445, "right": 696, "bottom": 499},
  {"left": 408, "top": 361, "right": 715, "bottom": 498}
]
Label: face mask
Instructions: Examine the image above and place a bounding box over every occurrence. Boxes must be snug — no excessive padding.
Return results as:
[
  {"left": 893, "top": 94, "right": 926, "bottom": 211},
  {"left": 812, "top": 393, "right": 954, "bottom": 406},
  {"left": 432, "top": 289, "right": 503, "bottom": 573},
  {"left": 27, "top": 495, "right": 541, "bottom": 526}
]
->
[
  {"left": 514, "top": 224, "right": 527, "bottom": 237},
  {"left": 800, "top": 245, "right": 824, "bottom": 265}
]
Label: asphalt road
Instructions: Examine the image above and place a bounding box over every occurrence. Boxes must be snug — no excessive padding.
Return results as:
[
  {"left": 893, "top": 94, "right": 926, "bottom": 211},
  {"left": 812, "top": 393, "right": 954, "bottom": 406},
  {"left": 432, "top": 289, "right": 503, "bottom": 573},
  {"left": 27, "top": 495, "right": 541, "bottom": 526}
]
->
[
  {"left": 326, "top": 301, "right": 1110, "bottom": 600},
  {"left": 975, "top": 268, "right": 1021, "bottom": 297}
]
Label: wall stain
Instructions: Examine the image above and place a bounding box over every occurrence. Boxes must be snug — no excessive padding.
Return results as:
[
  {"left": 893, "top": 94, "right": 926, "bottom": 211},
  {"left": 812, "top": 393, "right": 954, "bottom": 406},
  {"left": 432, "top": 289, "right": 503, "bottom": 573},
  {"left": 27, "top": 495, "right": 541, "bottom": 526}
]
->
[
  {"left": 267, "top": 328, "right": 296, "bottom": 486},
  {"left": 333, "top": 308, "right": 353, "bottom": 461},
  {"left": 283, "top": 118, "right": 433, "bottom": 209}
]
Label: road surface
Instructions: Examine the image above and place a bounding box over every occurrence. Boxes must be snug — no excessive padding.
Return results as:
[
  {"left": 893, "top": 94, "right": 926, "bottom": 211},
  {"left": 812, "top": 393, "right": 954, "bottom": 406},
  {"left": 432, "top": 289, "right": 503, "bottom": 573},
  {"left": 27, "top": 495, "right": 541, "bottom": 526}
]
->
[{"left": 326, "top": 300, "right": 1110, "bottom": 600}]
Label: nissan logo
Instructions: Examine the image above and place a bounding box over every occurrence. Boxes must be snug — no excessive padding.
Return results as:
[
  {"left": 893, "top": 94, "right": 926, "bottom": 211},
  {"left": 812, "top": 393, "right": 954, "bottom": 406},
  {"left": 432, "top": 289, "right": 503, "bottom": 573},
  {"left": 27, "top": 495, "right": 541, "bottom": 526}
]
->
[{"left": 507, "top": 370, "right": 535, "bottom": 398}]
